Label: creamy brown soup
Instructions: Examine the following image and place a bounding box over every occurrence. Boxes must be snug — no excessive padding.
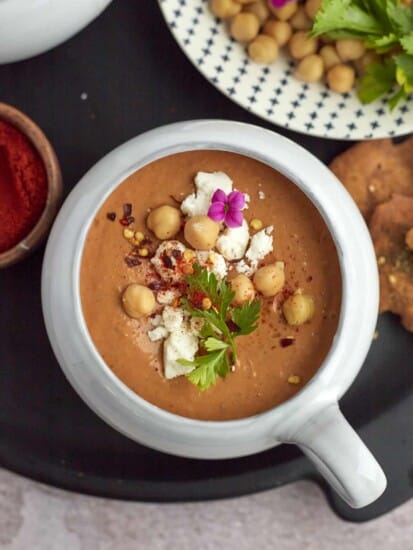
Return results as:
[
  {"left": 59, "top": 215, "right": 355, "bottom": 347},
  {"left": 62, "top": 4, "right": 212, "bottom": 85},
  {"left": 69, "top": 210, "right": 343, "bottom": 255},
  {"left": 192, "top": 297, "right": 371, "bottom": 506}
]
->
[{"left": 81, "top": 151, "right": 342, "bottom": 420}]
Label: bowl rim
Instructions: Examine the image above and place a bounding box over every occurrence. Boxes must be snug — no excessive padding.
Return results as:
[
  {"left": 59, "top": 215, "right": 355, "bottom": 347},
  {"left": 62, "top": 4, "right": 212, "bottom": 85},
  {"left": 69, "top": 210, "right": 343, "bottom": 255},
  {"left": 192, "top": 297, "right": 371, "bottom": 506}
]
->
[
  {"left": 0, "top": 102, "right": 63, "bottom": 268},
  {"left": 42, "top": 120, "right": 379, "bottom": 455}
]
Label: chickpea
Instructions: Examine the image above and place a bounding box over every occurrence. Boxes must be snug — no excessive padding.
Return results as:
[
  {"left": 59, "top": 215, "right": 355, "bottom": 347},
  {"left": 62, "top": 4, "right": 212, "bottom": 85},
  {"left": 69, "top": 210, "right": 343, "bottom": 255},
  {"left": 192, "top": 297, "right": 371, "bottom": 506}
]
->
[
  {"left": 263, "top": 19, "right": 292, "bottom": 46},
  {"left": 326, "top": 64, "right": 355, "bottom": 93},
  {"left": 248, "top": 34, "right": 279, "bottom": 64},
  {"left": 147, "top": 205, "right": 182, "bottom": 240},
  {"left": 282, "top": 294, "right": 314, "bottom": 326},
  {"left": 269, "top": 1, "right": 298, "bottom": 20},
  {"left": 405, "top": 228, "right": 413, "bottom": 250},
  {"left": 294, "top": 54, "right": 324, "bottom": 82},
  {"left": 230, "top": 13, "right": 260, "bottom": 42},
  {"left": 319, "top": 45, "right": 341, "bottom": 70},
  {"left": 243, "top": 0, "right": 271, "bottom": 25},
  {"left": 289, "top": 31, "right": 318, "bottom": 60},
  {"left": 305, "top": 0, "right": 322, "bottom": 19},
  {"left": 122, "top": 284, "right": 155, "bottom": 319},
  {"left": 231, "top": 274, "right": 256, "bottom": 306},
  {"left": 354, "top": 51, "right": 381, "bottom": 74},
  {"left": 253, "top": 262, "right": 285, "bottom": 297},
  {"left": 209, "top": 0, "right": 241, "bottom": 19},
  {"left": 184, "top": 215, "right": 220, "bottom": 250},
  {"left": 335, "top": 39, "right": 365, "bottom": 61},
  {"left": 290, "top": 7, "right": 312, "bottom": 31}
]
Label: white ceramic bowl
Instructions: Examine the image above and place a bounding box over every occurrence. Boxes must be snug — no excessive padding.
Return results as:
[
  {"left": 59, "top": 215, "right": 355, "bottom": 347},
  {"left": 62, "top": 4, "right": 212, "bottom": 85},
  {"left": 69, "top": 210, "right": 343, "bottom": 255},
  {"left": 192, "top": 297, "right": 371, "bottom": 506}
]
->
[
  {"left": 42, "top": 120, "right": 386, "bottom": 508},
  {"left": 0, "top": 0, "right": 113, "bottom": 64}
]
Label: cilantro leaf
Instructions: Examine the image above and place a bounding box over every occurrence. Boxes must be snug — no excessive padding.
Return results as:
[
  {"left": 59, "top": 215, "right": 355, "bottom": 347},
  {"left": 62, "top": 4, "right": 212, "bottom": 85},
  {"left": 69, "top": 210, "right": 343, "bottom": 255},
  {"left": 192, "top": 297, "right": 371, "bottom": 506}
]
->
[
  {"left": 357, "top": 59, "right": 396, "bottom": 104},
  {"left": 231, "top": 300, "right": 261, "bottom": 336}
]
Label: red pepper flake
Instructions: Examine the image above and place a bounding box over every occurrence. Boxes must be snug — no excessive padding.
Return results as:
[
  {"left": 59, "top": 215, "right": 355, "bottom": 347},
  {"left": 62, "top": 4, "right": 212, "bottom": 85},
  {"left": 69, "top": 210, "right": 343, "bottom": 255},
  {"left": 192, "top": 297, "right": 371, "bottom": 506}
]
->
[
  {"left": 280, "top": 337, "right": 295, "bottom": 348},
  {"left": 307, "top": 275, "right": 313, "bottom": 282},
  {"left": 162, "top": 253, "right": 174, "bottom": 269},
  {"left": 191, "top": 290, "right": 207, "bottom": 309},
  {"left": 125, "top": 256, "right": 141, "bottom": 267},
  {"left": 172, "top": 249, "right": 183, "bottom": 261},
  {"left": 227, "top": 319, "right": 240, "bottom": 333},
  {"left": 148, "top": 280, "right": 167, "bottom": 291},
  {"left": 106, "top": 212, "right": 116, "bottom": 221},
  {"left": 123, "top": 203, "right": 132, "bottom": 217}
]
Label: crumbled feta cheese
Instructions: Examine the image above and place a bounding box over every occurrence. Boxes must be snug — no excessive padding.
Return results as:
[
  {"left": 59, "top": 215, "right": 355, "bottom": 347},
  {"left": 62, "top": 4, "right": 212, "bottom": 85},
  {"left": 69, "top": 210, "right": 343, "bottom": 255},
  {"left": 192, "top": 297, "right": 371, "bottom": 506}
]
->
[
  {"left": 162, "top": 306, "right": 184, "bottom": 332},
  {"left": 181, "top": 171, "right": 233, "bottom": 217},
  {"left": 148, "top": 326, "right": 169, "bottom": 342},
  {"left": 216, "top": 219, "right": 250, "bottom": 261},
  {"left": 245, "top": 226, "right": 273, "bottom": 264},
  {"left": 164, "top": 328, "right": 199, "bottom": 379},
  {"left": 151, "top": 240, "right": 186, "bottom": 283},
  {"left": 196, "top": 251, "right": 228, "bottom": 280},
  {"left": 243, "top": 193, "right": 250, "bottom": 209},
  {"left": 235, "top": 226, "right": 274, "bottom": 275},
  {"left": 151, "top": 315, "right": 162, "bottom": 327},
  {"left": 157, "top": 289, "right": 179, "bottom": 305},
  {"left": 189, "top": 317, "right": 204, "bottom": 335},
  {"left": 235, "top": 259, "right": 255, "bottom": 277},
  {"left": 258, "top": 191, "right": 266, "bottom": 200}
]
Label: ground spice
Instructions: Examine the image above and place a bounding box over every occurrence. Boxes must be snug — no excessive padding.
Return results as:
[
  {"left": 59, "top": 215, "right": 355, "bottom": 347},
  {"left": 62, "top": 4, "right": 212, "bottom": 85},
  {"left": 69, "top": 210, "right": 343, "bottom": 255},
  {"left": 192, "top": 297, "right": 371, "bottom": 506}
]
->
[{"left": 0, "top": 120, "right": 47, "bottom": 253}]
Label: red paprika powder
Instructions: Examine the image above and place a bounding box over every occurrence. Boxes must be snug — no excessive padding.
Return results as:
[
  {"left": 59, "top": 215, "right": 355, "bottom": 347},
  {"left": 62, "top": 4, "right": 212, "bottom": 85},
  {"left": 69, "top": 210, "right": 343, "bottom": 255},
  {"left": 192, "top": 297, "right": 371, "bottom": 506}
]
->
[{"left": 0, "top": 120, "right": 48, "bottom": 253}]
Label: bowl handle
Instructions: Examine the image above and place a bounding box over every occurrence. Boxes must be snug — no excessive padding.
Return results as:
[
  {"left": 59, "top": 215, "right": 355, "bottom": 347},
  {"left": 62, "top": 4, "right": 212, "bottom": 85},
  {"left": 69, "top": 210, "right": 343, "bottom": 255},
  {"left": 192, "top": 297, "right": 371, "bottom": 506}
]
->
[{"left": 287, "top": 402, "right": 387, "bottom": 508}]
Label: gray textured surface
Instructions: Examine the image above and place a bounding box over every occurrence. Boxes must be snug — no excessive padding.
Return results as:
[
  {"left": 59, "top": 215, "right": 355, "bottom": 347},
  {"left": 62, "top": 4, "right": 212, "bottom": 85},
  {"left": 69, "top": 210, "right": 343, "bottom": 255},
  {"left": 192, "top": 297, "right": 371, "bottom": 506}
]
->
[{"left": 0, "top": 468, "right": 411, "bottom": 549}]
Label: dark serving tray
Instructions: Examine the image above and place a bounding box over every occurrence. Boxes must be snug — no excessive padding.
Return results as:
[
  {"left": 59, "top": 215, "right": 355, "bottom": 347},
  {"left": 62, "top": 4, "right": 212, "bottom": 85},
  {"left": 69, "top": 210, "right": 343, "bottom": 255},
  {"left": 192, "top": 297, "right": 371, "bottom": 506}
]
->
[{"left": 0, "top": 0, "right": 411, "bottom": 522}]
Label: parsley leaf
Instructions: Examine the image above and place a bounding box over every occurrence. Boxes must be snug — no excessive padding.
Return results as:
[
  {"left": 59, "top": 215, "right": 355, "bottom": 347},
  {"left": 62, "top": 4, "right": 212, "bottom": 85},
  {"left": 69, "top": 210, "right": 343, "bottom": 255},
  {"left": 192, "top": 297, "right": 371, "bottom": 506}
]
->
[
  {"left": 401, "top": 31, "right": 413, "bottom": 55},
  {"left": 311, "top": 0, "right": 383, "bottom": 38},
  {"left": 178, "top": 265, "right": 262, "bottom": 391},
  {"left": 311, "top": 0, "right": 413, "bottom": 108},
  {"left": 231, "top": 300, "right": 261, "bottom": 336},
  {"left": 357, "top": 59, "right": 396, "bottom": 104},
  {"left": 181, "top": 349, "right": 229, "bottom": 392}
]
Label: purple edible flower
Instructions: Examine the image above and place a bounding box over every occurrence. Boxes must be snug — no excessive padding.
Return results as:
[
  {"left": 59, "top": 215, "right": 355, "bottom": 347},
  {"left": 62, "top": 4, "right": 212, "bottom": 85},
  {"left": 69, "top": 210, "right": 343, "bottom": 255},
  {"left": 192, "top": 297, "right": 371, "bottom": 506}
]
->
[{"left": 208, "top": 189, "right": 245, "bottom": 228}]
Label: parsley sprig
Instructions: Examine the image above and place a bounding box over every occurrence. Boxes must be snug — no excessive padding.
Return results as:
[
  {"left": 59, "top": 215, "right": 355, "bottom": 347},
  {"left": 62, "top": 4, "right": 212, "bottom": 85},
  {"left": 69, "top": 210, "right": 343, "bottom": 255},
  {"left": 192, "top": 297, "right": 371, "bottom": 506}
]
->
[
  {"left": 178, "top": 264, "right": 261, "bottom": 392},
  {"left": 311, "top": 0, "right": 413, "bottom": 108}
]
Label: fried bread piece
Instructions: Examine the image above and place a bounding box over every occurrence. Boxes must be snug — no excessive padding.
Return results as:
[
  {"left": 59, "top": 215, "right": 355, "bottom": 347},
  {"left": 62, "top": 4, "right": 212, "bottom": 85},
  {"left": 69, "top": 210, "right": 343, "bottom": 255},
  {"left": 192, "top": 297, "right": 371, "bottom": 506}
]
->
[
  {"left": 330, "top": 138, "right": 413, "bottom": 222},
  {"left": 369, "top": 194, "right": 413, "bottom": 332}
]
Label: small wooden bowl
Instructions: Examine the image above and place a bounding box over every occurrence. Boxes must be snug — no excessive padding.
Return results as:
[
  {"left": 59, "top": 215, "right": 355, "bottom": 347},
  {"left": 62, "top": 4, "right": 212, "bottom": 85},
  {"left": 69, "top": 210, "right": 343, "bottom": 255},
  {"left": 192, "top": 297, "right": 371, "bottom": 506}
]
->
[{"left": 0, "top": 103, "right": 63, "bottom": 269}]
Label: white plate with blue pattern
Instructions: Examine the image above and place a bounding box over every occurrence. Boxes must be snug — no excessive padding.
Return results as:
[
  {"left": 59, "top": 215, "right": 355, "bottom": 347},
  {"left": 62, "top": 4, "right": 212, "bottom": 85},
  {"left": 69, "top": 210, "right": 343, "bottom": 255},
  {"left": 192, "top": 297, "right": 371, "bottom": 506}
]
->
[{"left": 159, "top": 0, "right": 413, "bottom": 140}]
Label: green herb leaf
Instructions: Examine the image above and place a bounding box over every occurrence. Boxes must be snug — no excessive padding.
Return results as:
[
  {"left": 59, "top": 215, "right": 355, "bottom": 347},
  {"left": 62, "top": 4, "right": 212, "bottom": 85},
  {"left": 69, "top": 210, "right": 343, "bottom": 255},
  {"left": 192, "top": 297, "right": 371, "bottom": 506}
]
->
[
  {"left": 388, "top": 87, "right": 407, "bottom": 110},
  {"left": 204, "top": 337, "right": 229, "bottom": 352},
  {"left": 231, "top": 300, "right": 262, "bottom": 336},
  {"left": 311, "top": 0, "right": 413, "bottom": 108},
  {"left": 366, "top": 32, "right": 399, "bottom": 53},
  {"left": 179, "top": 265, "right": 262, "bottom": 392},
  {"left": 401, "top": 31, "right": 413, "bottom": 55},
  {"left": 357, "top": 59, "right": 397, "bottom": 104},
  {"left": 181, "top": 349, "right": 229, "bottom": 392},
  {"left": 387, "top": 1, "right": 413, "bottom": 35},
  {"left": 395, "top": 52, "right": 413, "bottom": 92},
  {"left": 311, "top": 0, "right": 383, "bottom": 37}
]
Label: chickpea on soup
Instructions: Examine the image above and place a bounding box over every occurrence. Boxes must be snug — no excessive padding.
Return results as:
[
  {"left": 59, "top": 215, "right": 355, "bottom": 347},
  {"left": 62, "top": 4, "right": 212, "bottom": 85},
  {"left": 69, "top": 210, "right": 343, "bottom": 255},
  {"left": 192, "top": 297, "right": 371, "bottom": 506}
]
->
[{"left": 81, "top": 151, "right": 342, "bottom": 420}]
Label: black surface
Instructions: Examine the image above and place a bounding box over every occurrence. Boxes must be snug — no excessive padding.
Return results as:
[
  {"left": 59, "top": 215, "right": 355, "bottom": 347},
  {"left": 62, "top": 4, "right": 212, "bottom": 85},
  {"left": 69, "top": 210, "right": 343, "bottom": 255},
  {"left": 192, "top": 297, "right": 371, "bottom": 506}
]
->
[{"left": 0, "top": 0, "right": 411, "bottom": 522}]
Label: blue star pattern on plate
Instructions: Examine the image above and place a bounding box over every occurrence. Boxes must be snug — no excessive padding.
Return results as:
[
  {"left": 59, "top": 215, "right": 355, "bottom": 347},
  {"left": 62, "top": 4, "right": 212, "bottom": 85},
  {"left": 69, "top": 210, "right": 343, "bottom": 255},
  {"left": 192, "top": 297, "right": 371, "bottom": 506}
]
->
[{"left": 159, "top": 0, "right": 413, "bottom": 140}]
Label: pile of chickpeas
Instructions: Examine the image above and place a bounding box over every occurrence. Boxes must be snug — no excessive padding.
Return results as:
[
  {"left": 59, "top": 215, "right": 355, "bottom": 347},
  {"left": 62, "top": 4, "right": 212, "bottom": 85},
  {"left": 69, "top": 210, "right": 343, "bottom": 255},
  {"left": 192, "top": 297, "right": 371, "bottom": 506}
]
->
[{"left": 210, "top": 0, "right": 379, "bottom": 93}]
